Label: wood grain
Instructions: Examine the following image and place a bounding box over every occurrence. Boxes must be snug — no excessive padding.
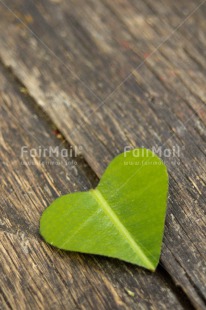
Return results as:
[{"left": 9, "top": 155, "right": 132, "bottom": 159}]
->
[
  {"left": 0, "top": 65, "right": 187, "bottom": 309},
  {"left": 0, "top": 0, "right": 205, "bottom": 308}
]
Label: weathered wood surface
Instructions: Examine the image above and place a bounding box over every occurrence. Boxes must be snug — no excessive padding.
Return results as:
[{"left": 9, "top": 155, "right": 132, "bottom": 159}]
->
[
  {"left": 0, "top": 0, "right": 205, "bottom": 309},
  {"left": 0, "top": 65, "right": 187, "bottom": 309}
]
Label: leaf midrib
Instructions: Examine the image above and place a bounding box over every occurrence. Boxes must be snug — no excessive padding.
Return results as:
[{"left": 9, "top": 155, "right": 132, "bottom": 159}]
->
[{"left": 90, "top": 189, "right": 155, "bottom": 270}]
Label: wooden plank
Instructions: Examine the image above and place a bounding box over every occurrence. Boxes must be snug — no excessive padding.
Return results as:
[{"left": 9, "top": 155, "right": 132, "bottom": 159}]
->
[
  {"left": 0, "top": 65, "right": 186, "bottom": 309},
  {"left": 0, "top": 0, "right": 205, "bottom": 308}
]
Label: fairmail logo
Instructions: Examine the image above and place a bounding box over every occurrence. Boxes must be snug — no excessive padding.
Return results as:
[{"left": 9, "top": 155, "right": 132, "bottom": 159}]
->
[
  {"left": 20, "top": 145, "right": 83, "bottom": 158},
  {"left": 123, "top": 145, "right": 181, "bottom": 158}
]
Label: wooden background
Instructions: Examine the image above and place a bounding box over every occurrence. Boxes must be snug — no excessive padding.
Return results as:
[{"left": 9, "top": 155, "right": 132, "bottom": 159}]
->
[{"left": 0, "top": 0, "right": 205, "bottom": 309}]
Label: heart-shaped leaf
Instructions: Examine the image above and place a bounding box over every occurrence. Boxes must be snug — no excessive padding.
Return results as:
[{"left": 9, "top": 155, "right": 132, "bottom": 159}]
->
[{"left": 40, "top": 148, "right": 168, "bottom": 271}]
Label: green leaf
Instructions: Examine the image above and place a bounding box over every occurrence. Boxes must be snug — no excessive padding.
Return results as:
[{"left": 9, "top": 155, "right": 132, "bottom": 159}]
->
[{"left": 40, "top": 148, "right": 168, "bottom": 271}]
